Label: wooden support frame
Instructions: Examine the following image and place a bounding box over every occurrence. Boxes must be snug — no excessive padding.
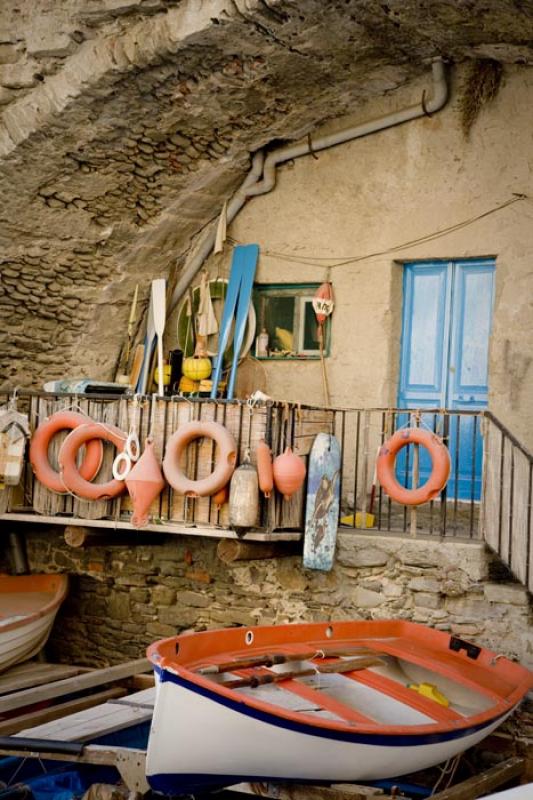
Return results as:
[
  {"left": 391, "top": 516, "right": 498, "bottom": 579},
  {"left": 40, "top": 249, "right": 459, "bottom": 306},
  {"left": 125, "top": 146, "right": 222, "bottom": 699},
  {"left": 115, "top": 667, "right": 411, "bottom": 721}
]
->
[
  {"left": 0, "top": 742, "right": 149, "bottom": 794},
  {"left": 0, "top": 658, "right": 151, "bottom": 714},
  {"left": 430, "top": 756, "right": 525, "bottom": 799}
]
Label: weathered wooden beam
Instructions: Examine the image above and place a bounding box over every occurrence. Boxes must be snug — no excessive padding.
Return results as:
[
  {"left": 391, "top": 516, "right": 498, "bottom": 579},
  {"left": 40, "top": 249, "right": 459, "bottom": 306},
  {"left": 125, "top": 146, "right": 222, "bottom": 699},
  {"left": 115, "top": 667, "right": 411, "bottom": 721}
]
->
[
  {"left": 0, "top": 662, "right": 90, "bottom": 695},
  {"left": 217, "top": 538, "right": 300, "bottom": 563},
  {"left": 0, "top": 658, "right": 151, "bottom": 715},
  {"left": 231, "top": 781, "right": 388, "bottom": 799},
  {"left": 0, "top": 687, "right": 127, "bottom": 735},
  {"left": 431, "top": 756, "right": 525, "bottom": 800}
]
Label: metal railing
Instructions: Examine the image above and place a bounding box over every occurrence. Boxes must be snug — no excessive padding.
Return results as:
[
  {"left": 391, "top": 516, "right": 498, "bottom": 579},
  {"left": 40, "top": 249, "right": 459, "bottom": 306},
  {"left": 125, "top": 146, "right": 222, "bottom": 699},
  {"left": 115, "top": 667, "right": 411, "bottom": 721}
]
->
[
  {"left": 2, "top": 391, "right": 532, "bottom": 588},
  {"left": 329, "top": 407, "right": 484, "bottom": 540},
  {"left": 481, "top": 412, "right": 533, "bottom": 593}
]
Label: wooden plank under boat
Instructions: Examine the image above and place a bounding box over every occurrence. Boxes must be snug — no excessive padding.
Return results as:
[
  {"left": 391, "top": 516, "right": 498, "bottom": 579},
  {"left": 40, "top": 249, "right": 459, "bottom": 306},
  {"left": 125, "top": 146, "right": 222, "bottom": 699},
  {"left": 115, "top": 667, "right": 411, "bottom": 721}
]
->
[
  {"left": 0, "top": 574, "right": 68, "bottom": 672},
  {"left": 146, "top": 620, "right": 533, "bottom": 796}
]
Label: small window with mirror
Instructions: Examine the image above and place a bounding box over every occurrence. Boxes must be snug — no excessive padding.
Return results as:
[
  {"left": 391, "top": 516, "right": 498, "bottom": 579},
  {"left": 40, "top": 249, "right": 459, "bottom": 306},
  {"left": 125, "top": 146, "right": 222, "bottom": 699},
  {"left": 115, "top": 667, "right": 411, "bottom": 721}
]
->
[{"left": 253, "top": 284, "right": 330, "bottom": 359}]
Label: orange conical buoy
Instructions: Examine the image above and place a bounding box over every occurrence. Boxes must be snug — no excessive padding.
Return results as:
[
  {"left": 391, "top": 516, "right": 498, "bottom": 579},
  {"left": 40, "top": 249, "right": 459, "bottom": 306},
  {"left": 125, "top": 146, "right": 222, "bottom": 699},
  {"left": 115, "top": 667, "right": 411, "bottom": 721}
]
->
[
  {"left": 125, "top": 439, "right": 165, "bottom": 528},
  {"left": 273, "top": 446, "right": 306, "bottom": 501},
  {"left": 256, "top": 439, "right": 274, "bottom": 498}
]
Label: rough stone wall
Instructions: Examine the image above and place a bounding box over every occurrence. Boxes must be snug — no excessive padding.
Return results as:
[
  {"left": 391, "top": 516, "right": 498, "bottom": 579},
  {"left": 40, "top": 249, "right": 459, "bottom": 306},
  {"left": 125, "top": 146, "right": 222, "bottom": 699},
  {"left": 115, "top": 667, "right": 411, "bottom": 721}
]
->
[
  {"left": 24, "top": 528, "right": 533, "bottom": 671},
  {"left": 1, "top": 1, "right": 533, "bottom": 389}
]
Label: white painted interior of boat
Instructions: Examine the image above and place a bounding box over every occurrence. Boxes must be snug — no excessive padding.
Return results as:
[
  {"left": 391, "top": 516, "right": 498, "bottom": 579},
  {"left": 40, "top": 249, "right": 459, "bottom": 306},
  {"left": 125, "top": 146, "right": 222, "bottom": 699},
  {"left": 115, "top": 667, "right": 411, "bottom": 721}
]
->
[
  {"left": 385, "top": 658, "right": 494, "bottom": 712},
  {"left": 211, "top": 654, "right": 492, "bottom": 725},
  {"left": 298, "top": 672, "right": 434, "bottom": 725},
  {"left": 237, "top": 684, "right": 342, "bottom": 722}
]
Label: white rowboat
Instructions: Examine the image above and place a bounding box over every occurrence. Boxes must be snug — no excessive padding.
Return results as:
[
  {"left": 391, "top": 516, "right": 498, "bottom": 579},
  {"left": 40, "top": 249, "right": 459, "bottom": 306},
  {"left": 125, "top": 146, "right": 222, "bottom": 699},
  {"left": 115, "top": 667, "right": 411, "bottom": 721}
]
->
[
  {"left": 0, "top": 574, "right": 68, "bottom": 672},
  {"left": 146, "top": 619, "right": 533, "bottom": 796}
]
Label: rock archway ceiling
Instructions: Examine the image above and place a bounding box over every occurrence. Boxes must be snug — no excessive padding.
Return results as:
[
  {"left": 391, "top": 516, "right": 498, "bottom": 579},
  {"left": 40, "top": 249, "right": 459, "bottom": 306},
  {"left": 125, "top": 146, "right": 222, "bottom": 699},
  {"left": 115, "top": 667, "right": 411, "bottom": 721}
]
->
[{"left": 1, "top": 0, "right": 532, "bottom": 387}]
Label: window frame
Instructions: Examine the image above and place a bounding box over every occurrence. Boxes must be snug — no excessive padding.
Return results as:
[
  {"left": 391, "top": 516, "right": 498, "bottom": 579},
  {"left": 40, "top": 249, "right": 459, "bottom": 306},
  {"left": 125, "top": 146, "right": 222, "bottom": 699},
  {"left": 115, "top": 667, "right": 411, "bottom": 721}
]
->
[{"left": 253, "top": 283, "right": 331, "bottom": 360}]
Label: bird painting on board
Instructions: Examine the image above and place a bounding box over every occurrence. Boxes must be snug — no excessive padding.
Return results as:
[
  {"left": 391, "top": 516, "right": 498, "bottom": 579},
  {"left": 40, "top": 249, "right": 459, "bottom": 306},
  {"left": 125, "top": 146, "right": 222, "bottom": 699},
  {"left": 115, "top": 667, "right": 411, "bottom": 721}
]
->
[{"left": 311, "top": 469, "right": 340, "bottom": 550}]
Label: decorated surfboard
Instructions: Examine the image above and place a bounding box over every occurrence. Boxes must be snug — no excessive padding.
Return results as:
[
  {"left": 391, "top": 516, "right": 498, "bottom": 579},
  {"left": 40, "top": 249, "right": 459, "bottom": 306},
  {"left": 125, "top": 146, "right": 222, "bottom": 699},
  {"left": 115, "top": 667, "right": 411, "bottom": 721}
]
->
[{"left": 303, "top": 432, "right": 341, "bottom": 571}]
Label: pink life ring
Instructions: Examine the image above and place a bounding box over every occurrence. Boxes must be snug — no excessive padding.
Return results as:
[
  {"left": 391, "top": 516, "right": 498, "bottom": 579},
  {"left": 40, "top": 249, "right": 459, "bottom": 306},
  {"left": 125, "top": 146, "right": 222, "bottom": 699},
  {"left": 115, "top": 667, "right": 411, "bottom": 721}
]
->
[
  {"left": 59, "top": 422, "right": 127, "bottom": 500},
  {"left": 29, "top": 411, "right": 104, "bottom": 494},
  {"left": 163, "top": 421, "right": 237, "bottom": 498}
]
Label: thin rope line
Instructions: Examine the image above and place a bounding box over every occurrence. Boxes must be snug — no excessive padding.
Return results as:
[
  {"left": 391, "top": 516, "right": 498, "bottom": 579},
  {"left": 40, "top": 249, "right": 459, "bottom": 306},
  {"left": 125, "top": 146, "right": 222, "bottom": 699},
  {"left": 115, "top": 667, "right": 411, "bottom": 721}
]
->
[{"left": 229, "top": 194, "right": 527, "bottom": 269}]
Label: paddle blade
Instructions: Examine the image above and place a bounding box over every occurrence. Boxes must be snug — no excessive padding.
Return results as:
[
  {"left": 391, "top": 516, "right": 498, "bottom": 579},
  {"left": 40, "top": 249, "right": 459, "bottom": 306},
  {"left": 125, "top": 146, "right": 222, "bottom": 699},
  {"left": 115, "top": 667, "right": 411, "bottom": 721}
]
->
[{"left": 152, "top": 279, "right": 166, "bottom": 337}]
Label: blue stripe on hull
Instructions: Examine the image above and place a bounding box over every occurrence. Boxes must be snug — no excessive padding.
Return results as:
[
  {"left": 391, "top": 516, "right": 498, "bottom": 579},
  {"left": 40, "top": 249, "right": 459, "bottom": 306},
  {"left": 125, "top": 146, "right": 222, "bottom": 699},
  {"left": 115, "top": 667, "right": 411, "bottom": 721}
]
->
[{"left": 153, "top": 666, "right": 507, "bottom": 747}]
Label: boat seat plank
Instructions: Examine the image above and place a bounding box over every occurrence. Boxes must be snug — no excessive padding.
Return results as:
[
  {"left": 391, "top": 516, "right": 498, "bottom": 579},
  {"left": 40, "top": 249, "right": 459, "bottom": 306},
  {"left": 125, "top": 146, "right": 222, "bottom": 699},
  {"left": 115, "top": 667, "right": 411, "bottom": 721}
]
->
[
  {"left": 356, "top": 638, "right": 508, "bottom": 700},
  {"left": 236, "top": 684, "right": 343, "bottom": 721},
  {"left": 345, "top": 669, "right": 465, "bottom": 724},
  {"left": 15, "top": 699, "right": 152, "bottom": 742},
  {"left": 274, "top": 676, "right": 377, "bottom": 726}
]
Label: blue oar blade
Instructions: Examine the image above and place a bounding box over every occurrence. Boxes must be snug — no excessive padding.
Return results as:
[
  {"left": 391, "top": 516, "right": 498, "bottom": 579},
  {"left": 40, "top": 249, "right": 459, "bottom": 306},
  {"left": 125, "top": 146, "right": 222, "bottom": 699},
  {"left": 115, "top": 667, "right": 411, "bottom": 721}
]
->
[{"left": 227, "top": 244, "right": 259, "bottom": 400}]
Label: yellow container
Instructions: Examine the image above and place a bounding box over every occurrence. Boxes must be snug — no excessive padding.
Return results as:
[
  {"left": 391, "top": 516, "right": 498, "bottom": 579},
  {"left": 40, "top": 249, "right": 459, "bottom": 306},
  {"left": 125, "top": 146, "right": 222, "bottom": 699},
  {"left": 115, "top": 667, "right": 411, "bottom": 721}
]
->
[
  {"left": 178, "top": 376, "right": 200, "bottom": 394},
  {"left": 408, "top": 682, "right": 449, "bottom": 707},
  {"left": 182, "top": 356, "right": 212, "bottom": 381}
]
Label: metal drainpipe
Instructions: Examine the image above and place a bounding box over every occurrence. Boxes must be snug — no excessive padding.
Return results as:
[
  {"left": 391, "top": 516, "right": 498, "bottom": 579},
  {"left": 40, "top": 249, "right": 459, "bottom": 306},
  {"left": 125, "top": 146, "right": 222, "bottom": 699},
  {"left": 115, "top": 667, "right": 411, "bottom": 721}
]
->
[
  {"left": 168, "top": 58, "right": 447, "bottom": 314},
  {"left": 8, "top": 531, "right": 28, "bottom": 574}
]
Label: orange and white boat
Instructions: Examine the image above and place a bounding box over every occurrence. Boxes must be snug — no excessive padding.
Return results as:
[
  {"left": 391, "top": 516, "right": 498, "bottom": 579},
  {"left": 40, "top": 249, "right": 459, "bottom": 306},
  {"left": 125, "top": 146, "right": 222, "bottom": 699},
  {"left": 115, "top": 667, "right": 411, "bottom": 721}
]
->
[
  {"left": 0, "top": 574, "right": 68, "bottom": 672},
  {"left": 146, "top": 619, "right": 533, "bottom": 796}
]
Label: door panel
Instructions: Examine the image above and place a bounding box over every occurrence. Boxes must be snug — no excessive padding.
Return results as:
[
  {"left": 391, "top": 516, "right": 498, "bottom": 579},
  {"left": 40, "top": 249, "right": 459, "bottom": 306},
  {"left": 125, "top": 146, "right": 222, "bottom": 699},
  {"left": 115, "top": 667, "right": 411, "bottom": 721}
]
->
[
  {"left": 398, "top": 263, "right": 450, "bottom": 408},
  {"left": 398, "top": 259, "right": 495, "bottom": 501}
]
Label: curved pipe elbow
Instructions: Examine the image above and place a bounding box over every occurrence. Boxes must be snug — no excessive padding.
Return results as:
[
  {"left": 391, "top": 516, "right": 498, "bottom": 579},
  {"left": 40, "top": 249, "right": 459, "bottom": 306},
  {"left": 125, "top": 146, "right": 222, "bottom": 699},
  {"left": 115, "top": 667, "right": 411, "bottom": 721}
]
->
[{"left": 424, "top": 58, "right": 448, "bottom": 114}]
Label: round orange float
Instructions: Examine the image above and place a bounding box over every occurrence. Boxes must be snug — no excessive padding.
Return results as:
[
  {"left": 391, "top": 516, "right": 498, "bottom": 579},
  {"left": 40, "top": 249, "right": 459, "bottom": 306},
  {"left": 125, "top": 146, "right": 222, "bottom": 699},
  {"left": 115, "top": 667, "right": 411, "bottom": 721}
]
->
[
  {"left": 376, "top": 427, "right": 450, "bottom": 506},
  {"left": 163, "top": 421, "right": 237, "bottom": 498},
  {"left": 58, "top": 422, "right": 127, "bottom": 500},
  {"left": 29, "top": 411, "right": 104, "bottom": 494}
]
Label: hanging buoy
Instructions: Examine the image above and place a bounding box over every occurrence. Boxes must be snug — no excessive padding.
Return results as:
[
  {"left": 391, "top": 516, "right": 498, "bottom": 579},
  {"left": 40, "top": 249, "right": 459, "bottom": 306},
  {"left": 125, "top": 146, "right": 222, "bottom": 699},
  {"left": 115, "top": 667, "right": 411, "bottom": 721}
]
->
[
  {"left": 182, "top": 355, "right": 212, "bottom": 381},
  {"left": 213, "top": 483, "right": 229, "bottom": 509},
  {"left": 256, "top": 439, "right": 274, "bottom": 498},
  {"left": 312, "top": 282, "right": 334, "bottom": 406},
  {"left": 229, "top": 454, "right": 259, "bottom": 529},
  {"left": 273, "top": 446, "right": 306, "bottom": 501},
  {"left": 125, "top": 438, "right": 165, "bottom": 528}
]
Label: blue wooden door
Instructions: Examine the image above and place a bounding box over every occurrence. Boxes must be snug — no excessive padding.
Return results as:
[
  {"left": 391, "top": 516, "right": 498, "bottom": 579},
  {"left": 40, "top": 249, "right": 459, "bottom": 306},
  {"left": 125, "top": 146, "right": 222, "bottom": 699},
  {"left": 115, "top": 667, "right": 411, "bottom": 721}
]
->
[{"left": 398, "top": 259, "right": 495, "bottom": 500}]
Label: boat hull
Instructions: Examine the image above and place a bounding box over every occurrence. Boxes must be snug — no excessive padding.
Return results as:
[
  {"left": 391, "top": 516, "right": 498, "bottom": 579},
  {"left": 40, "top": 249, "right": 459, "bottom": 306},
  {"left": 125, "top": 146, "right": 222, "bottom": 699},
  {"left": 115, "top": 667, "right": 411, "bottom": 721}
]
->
[
  {"left": 146, "top": 668, "right": 512, "bottom": 796},
  {"left": 0, "top": 574, "right": 68, "bottom": 672}
]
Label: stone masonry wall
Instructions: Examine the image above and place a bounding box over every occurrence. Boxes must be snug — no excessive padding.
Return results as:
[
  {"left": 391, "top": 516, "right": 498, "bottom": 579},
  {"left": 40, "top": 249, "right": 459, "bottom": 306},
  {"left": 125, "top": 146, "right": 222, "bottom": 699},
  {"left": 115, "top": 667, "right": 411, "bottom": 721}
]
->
[{"left": 24, "top": 528, "right": 533, "bottom": 670}]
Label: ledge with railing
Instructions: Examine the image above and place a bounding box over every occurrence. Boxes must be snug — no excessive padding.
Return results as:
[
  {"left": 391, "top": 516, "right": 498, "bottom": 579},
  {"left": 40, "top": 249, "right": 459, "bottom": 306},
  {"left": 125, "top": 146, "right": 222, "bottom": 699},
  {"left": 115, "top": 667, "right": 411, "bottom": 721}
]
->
[{"left": 1, "top": 391, "right": 531, "bottom": 591}]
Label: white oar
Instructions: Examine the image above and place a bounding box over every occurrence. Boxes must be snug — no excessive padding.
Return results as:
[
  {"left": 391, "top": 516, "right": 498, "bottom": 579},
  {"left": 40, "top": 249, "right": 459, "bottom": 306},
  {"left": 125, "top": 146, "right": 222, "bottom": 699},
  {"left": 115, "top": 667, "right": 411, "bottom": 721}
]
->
[{"left": 152, "top": 278, "right": 166, "bottom": 397}]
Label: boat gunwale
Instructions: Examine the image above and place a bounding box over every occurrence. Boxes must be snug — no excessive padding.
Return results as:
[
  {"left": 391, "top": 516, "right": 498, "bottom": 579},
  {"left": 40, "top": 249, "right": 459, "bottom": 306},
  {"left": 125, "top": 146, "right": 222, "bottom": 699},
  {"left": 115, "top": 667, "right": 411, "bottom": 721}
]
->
[
  {"left": 147, "top": 620, "right": 533, "bottom": 740},
  {"left": 0, "top": 574, "right": 68, "bottom": 634}
]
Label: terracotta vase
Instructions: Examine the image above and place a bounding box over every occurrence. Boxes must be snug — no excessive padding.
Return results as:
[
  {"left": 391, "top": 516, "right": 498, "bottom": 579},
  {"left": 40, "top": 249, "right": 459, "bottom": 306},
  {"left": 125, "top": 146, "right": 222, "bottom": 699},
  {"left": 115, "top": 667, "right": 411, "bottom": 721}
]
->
[
  {"left": 125, "top": 439, "right": 165, "bottom": 528},
  {"left": 256, "top": 439, "right": 274, "bottom": 498},
  {"left": 273, "top": 446, "right": 306, "bottom": 501}
]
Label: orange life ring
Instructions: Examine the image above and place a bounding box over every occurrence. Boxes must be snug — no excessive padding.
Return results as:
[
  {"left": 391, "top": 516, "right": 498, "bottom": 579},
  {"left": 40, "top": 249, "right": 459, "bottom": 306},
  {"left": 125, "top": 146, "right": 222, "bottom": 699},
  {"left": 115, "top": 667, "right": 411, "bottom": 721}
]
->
[
  {"left": 377, "top": 427, "right": 450, "bottom": 506},
  {"left": 163, "top": 421, "right": 237, "bottom": 498},
  {"left": 59, "top": 422, "right": 127, "bottom": 500},
  {"left": 29, "top": 411, "right": 104, "bottom": 494}
]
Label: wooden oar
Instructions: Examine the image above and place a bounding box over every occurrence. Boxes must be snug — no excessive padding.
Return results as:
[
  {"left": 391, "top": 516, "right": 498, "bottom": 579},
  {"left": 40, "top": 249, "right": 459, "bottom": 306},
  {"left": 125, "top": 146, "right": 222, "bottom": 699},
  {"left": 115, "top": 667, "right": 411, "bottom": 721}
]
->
[
  {"left": 152, "top": 278, "right": 166, "bottom": 397},
  {"left": 197, "top": 647, "right": 378, "bottom": 675},
  {"left": 222, "top": 656, "right": 385, "bottom": 690}
]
